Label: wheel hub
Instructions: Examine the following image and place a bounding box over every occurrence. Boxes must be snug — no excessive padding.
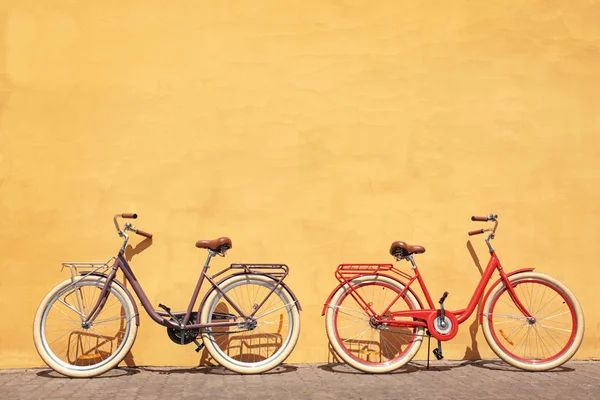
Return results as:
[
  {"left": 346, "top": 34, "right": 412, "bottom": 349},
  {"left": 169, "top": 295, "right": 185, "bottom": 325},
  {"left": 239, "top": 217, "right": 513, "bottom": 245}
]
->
[
  {"left": 239, "top": 318, "right": 258, "bottom": 330},
  {"left": 369, "top": 316, "right": 380, "bottom": 328}
]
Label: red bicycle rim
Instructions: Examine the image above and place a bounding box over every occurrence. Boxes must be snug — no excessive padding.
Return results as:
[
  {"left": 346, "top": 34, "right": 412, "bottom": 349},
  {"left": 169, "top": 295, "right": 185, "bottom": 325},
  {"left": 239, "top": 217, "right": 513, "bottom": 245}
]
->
[{"left": 489, "top": 279, "right": 577, "bottom": 364}]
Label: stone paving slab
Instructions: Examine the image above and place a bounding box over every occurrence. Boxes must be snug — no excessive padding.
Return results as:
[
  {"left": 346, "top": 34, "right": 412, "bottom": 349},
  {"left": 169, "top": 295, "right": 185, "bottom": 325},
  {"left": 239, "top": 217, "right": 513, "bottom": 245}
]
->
[{"left": 0, "top": 361, "right": 599, "bottom": 399}]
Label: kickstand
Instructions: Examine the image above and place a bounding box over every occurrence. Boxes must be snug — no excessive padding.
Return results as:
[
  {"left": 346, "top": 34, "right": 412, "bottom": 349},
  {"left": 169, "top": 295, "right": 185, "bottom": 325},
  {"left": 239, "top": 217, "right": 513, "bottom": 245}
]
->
[{"left": 426, "top": 332, "right": 431, "bottom": 370}]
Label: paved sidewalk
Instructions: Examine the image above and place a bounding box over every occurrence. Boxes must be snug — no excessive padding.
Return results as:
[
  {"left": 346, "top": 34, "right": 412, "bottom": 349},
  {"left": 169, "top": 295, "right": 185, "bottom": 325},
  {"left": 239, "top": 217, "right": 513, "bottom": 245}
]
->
[{"left": 1, "top": 361, "right": 599, "bottom": 399}]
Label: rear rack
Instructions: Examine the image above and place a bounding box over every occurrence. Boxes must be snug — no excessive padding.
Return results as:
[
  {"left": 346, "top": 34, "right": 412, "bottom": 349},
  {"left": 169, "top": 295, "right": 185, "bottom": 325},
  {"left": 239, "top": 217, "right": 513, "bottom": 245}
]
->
[
  {"left": 215, "top": 263, "right": 289, "bottom": 280},
  {"left": 62, "top": 257, "right": 116, "bottom": 282},
  {"left": 335, "top": 263, "right": 413, "bottom": 285}
]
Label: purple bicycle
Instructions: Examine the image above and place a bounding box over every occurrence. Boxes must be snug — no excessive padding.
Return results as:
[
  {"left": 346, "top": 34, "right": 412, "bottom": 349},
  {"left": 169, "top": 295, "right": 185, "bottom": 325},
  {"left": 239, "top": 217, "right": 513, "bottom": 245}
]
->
[{"left": 33, "top": 213, "right": 301, "bottom": 377}]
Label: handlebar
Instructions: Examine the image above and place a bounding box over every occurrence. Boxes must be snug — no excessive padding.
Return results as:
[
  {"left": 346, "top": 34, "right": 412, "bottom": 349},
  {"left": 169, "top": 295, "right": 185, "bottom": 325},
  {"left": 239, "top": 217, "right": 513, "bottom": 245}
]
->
[
  {"left": 468, "top": 228, "right": 490, "bottom": 236},
  {"left": 113, "top": 214, "right": 153, "bottom": 251},
  {"left": 469, "top": 213, "right": 499, "bottom": 252},
  {"left": 134, "top": 228, "right": 153, "bottom": 238}
]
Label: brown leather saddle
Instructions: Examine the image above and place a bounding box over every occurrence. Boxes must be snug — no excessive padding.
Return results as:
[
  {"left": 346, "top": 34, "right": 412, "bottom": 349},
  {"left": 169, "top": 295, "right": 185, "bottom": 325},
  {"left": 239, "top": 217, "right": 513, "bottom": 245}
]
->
[
  {"left": 389, "top": 241, "right": 426, "bottom": 258},
  {"left": 195, "top": 237, "right": 232, "bottom": 253}
]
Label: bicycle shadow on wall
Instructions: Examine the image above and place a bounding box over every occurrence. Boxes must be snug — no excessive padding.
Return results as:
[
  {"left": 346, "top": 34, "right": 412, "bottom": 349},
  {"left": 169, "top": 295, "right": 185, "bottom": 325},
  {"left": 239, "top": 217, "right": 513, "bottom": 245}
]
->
[{"left": 462, "top": 240, "right": 484, "bottom": 361}]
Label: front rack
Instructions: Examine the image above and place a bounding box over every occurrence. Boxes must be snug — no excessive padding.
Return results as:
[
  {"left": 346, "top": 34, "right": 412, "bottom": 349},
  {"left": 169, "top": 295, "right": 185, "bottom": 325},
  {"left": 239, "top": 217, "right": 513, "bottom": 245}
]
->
[{"left": 62, "top": 257, "right": 116, "bottom": 282}]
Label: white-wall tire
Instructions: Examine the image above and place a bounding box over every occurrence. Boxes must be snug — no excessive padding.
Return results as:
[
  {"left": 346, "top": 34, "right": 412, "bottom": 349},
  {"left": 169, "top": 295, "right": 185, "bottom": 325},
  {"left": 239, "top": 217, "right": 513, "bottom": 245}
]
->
[
  {"left": 325, "top": 275, "right": 423, "bottom": 373},
  {"left": 481, "top": 272, "right": 584, "bottom": 371},
  {"left": 200, "top": 274, "right": 300, "bottom": 374},
  {"left": 33, "top": 276, "right": 138, "bottom": 378}
]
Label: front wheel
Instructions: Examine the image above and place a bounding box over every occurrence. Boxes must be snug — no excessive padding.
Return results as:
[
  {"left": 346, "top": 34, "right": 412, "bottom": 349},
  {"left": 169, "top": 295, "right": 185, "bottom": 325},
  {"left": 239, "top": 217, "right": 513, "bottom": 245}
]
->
[
  {"left": 482, "top": 272, "right": 584, "bottom": 371},
  {"left": 33, "top": 276, "right": 138, "bottom": 378},
  {"left": 325, "top": 275, "right": 423, "bottom": 373},
  {"left": 200, "top": 274, "right": 301, "bottom": 374}
]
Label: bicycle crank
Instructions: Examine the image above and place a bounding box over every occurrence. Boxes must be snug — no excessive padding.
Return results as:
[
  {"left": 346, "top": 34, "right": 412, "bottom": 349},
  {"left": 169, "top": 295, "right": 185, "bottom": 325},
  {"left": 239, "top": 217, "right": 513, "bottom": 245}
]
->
[
  {"left": 427, "top": 293, "right": 459, "bottom": 341},
  {"left": 433, "top": 315, "right": 453, "bottom": 336}
]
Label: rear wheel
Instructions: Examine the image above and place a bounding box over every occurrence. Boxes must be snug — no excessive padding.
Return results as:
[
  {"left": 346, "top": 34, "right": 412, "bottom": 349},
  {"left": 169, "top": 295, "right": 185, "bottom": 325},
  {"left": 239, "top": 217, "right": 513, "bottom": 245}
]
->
[
  {"left": 482, "top": 272, "right": 584, "bottom": 371},
  {"left": 33, "top": 276, "right": 137, "bottom": 377},
  {"left": 200, "top": 275, "right": 300, "bottom": 374},
  {"left": 325, "top": 275, "right": 423, "bottom": 373}
]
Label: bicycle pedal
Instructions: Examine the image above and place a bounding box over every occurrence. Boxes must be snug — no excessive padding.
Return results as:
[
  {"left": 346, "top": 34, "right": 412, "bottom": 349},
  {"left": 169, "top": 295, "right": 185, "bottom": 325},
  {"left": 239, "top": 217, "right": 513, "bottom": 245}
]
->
[
  {"left": 159, "top": 303, "right": 184, "bottom": 330},
  {"left": 432, "top": 348, "right": 444, "bottom": 360},
  {"left": 193, "top": 339, "right": 204, "bottom": 353},
  {"left": 159, "top": 303, "right": 178, "bottom": 320},
  {"left": 158, "top": 303, "right": 172, "bottom": 313},
  {"left": 439, "top": 291, "right": 449, "bottom": 304}
]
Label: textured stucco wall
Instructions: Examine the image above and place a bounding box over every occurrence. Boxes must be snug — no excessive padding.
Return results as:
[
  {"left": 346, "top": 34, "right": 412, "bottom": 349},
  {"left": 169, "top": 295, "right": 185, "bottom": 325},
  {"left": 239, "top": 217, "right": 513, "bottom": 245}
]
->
[{"left": 1, "top": 1, "right": 599, "bottom": 368}]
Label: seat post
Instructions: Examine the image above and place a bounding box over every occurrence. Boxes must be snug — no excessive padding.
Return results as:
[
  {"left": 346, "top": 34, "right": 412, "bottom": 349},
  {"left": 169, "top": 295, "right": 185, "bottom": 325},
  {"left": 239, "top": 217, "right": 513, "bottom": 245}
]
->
[
  {"left": 203, "top": 250, "right": 216, "bottom": 269},
  {"left": 407, "top": 254, "right": 418, "bottom": 270}
]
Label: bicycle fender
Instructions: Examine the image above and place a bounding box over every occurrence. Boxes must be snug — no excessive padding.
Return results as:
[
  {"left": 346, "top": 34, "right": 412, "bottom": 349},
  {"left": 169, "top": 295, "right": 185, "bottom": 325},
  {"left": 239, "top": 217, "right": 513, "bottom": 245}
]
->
[
  {"left": 197, "top": 272, "right": 302, "bottom": 317},
  {"left": 321, "top": 273, "right": 424, "bottom": 316},
  {"left": 84, "top": 272, "right": 141, "bottom": 326},
  {"left": 478, "top": 268, "right": 535, "bottom": 324}
]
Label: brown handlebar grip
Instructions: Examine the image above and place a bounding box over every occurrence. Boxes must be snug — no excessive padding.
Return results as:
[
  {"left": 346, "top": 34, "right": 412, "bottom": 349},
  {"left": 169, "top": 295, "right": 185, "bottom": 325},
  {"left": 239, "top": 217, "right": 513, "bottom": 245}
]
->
[
  {"left": 471, "top": 216, "right": 488, "bottom": 222},
  {"left": 468, "top": 229, "right": 485, "bottom": 236},
  {"left": 136, "top": 229, "right": 152, "bottom": 238},
  {"left": 121, "top": 213, "right": 138, "bottom": 219}
]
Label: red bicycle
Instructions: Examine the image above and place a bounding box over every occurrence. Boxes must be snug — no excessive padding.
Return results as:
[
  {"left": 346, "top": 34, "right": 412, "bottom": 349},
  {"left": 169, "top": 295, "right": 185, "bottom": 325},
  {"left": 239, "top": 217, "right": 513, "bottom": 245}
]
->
[{"left": 323, "top": 214, "right": 584, "bottom": 372}]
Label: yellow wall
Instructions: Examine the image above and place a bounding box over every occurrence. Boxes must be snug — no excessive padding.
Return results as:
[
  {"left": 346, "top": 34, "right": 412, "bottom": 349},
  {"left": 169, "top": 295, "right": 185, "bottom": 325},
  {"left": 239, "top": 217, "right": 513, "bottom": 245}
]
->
[{"left": 1, "top": 1, "right": 599, "bottom": 368}]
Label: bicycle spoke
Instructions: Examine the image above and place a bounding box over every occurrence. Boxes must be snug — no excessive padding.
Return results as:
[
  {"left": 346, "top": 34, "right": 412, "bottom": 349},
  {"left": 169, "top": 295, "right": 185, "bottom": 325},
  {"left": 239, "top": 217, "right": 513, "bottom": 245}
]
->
[
  {"left": 254, "top": 301, "right": 295, "bottom": 320},
  {"left": 537, "top": 322, "right": 573, "bottom": 334},
  {"left": 92, "top": 315, "right": 129, "bottom": 325},
  {"left": 57, "top": 298, "right": 86, "bottom": 319},
  {"left": 490, "top": 313, "right": 528, "bottom": 321},
  {"left": 512, "top": 325, "right": 532, "bottom": 356},
  {"left": 533, "top": 324, "right": 554, "bottom": 359},
  {"left": 329, "top": 305, "right": 370, "bottom": 320},
  {"left": 534, "top": 291, "right": 559, "bottom": 317},
  {"left": 501, "top": 321, "right": 528, "bottom": 342},
  {"left": 54, "top": 303, "right": 85, "bottom": 324},
  {"left": 537, "top": 310, "right": 571, "bottom": 323},
  {"left": 342, "top": 327, "right": 372, "bottom": 343}
]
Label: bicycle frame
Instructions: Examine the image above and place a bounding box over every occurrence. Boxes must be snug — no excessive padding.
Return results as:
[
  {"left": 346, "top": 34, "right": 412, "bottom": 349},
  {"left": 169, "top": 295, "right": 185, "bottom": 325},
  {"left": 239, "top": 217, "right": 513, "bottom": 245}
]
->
[
  {"left": 75, "top": 249, "right": 301, "bottom": 332},
  {"left": 323, "top": 250, "right": 535, "bottom": 341}
]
